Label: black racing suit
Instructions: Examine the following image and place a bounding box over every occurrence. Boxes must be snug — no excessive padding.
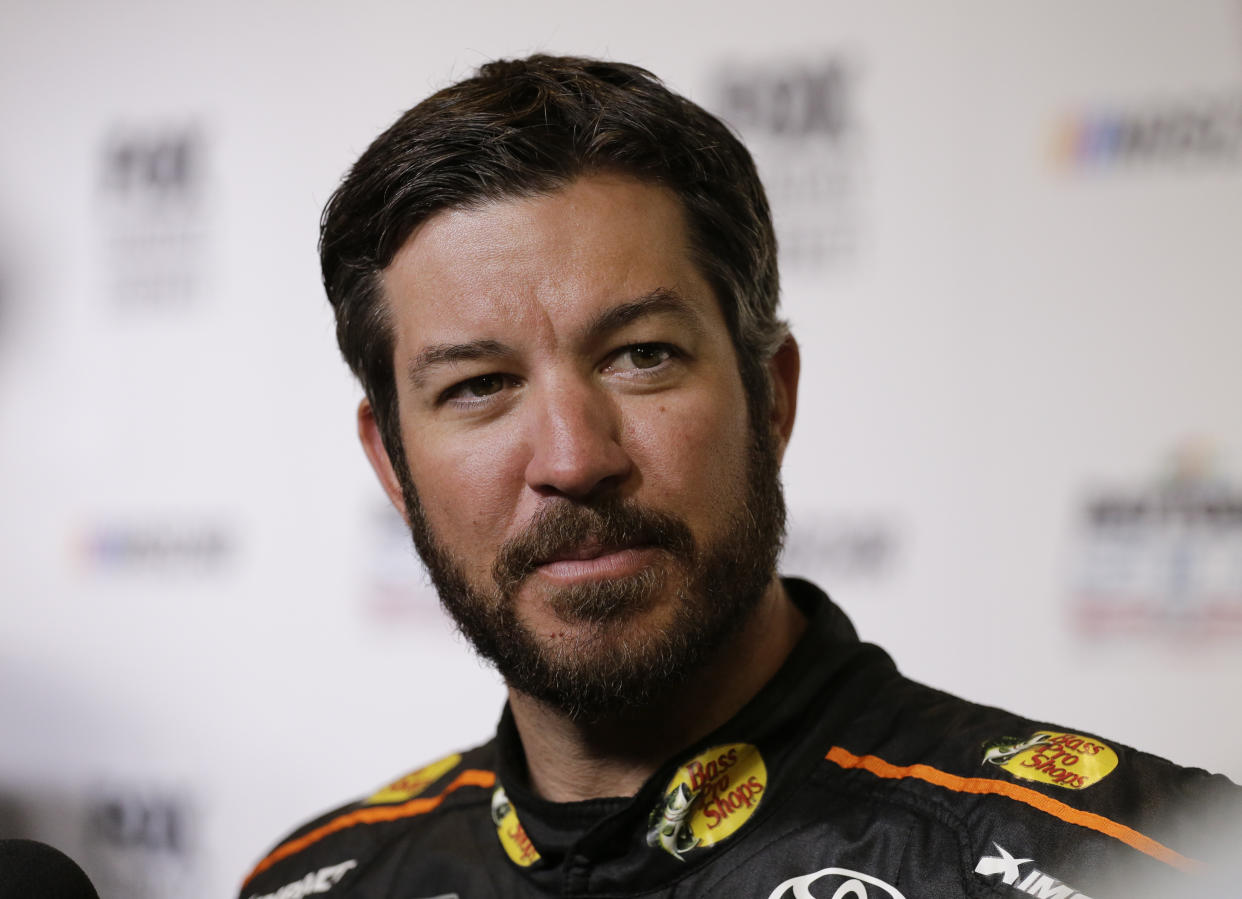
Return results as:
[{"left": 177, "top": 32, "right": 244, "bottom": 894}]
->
[{"left": 239, "top": 579, "right": 1241, "bottom": 898}]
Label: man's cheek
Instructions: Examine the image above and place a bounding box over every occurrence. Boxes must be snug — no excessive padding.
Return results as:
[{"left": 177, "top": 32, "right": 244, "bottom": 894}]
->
[
  {"left": 428, "top": 485, "right": 512, "bottom": 546},
  {"left": 415, "top": 455, "right": 516, "bottom": 556},
  {"left": 636, "top": 414, "right": 748, "bottom": 510}
]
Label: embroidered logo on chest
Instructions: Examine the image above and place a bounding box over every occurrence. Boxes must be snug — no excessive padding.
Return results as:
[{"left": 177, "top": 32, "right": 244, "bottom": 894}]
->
[
  {"left": 491, "top": 786, "right": 541, "bottom": 867},
  {"left": 982, "top": 731, "right": 1118, "bottom": 790},
  {"left": 365, "top": 753, "right": 461, "bottom": 804},
  {"left": 767, "top": 867, "right": 907, "bottom": 899},
  {"left": 646, "top": 742, "right": 767, "bottom": 861},
  {"left": 975, "top": 842, "right": 1094, "bottom": 898}
]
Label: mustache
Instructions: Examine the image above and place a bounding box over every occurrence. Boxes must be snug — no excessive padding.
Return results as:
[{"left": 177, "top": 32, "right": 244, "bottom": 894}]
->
[{"left": 492, "top": 499, "right": 695, "bottom": 594}]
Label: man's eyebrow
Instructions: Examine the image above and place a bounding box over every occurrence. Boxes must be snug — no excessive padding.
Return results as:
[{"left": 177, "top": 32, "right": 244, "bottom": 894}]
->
[
  {"left": 406, "top": 290, "right": 703, "bottom": 388},
  {"left": 582, "top": 288, "right": 708, "bottom": 342},
  {"left": 408, "top": 339, "right": 511, "bottom": 388}
]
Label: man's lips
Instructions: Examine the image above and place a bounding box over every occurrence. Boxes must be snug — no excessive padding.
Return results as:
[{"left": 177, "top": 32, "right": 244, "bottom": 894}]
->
[
  {"left": 542, "top": 540, "right": 632, "bottom": 563},
  {"left": 535, "top": 542, "right": 656, "bottom": 582}
]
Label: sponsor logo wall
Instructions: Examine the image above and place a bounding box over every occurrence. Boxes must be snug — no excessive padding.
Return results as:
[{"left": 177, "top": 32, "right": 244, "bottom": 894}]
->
[
  {"left": 1054, "top": 93, "right": 1242, "bottom": 169},
  {"left": 77, "top": 520, "right": 235, "bottom": 575},
  {"left": 361, "top": 501, "right": 441, "bottom": 622},
  {"left": 1, "top": 3, "right": 1240, "bottom": 896},
  {"left": 81, "top": 787, "right": 199, "bottom": 899},
  {"left": 97, "top": 124, "right": 210, "bottom": 307},
  {"left": 0, "top": 783, "right": 200, "bottom": 899},
  {"left": 782, "top": 515, "right": 901, "bottom": 583},
  {"left": 711, "top": 56, "right": 861, "bottom": 270},
  {"left": 1071, "top": 445, "right": 1242, "bottom": 639}
]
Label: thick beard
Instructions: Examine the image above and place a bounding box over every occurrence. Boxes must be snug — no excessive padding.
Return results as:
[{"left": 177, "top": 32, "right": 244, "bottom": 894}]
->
[{"left": 397, "top": 421, "right": 786, "bottom": 723}]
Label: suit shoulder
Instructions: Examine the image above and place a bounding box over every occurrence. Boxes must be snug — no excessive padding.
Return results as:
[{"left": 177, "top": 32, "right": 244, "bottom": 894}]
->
[
  {"left": 821, "top": 675, "right": 1240, "bottom": 877},
  {"left": 237, "top": 740, "right": 498, "bottom": 899}
]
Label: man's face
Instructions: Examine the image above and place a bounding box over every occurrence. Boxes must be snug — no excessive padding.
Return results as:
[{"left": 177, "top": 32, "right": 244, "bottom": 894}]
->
[{"left": 367, "top": 173, "right": 791, "bottom": 720}]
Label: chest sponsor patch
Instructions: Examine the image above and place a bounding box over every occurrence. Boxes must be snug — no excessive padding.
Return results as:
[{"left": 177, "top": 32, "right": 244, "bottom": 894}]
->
[
  {"left": 982, "top": 731, "right": 1117, "bottom": 790},
  {"left": 975, "top": 842, "right": 1094, "bottom": 898},
  {"left": 491, "top": 785, "right": 541, "bottom": 867},
  {"left": 248, "top": 859, "right": 356, "bottom": 899},
  {"left": 646, "top": 742, "right": 767, "bottom": 861},
  {"left": 365, "top": 753, "right": 461, "bottom": 804},
  {"left": 767, "top": 866, "right": 906, "bottom": 899}
]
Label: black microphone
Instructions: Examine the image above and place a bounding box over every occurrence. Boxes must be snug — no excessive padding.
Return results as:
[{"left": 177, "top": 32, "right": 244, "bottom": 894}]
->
[{"left": 0, "top": 839, "right": 100, "bottom": 898}]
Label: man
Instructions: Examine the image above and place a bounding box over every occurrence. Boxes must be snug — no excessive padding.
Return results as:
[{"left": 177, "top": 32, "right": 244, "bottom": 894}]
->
[{"left": 240, "top": 55, "right": 1239, "bottom": 899}]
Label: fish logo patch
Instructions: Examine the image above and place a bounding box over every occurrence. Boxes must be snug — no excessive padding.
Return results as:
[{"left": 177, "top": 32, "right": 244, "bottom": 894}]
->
[
  {"left": 492, "top": 786, "right": 541, "bottom": 867},
  {"left": 365, "top": 753, "right": 461, "bottom": 804},
  {"left": 647, "top": 743, "right": 766, "bottom": 861},
  {"left": 983, "top": 731, "right": 1117, "bottom": 790}
]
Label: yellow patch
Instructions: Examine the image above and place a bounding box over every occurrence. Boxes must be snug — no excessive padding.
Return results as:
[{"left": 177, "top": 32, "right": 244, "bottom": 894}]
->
[
  {"left": 365, "top": 753, "right": 461, "bottom": 804},
  {"left": 984, "top": 731, "right": 1118, "bottom": 790},
  {"left": 492, "top": 786, "right": 541, "bottom": 867},
  {"left": 648, "top": 743, "right": 767, "bottom": 860}
]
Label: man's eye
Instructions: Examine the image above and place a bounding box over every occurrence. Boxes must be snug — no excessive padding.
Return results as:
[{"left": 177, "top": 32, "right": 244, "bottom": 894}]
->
[
  {"left": 445, "top": 374, "right": 508, "bottom": 402},
  {"left": 615, "top": 344, "right": 674, "bottom": 371}
]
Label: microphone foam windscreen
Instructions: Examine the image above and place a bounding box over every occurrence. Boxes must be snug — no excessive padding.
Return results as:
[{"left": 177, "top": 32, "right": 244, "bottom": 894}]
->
[{"left": 0, "top": 839, "right": 100, "bottom": 899}]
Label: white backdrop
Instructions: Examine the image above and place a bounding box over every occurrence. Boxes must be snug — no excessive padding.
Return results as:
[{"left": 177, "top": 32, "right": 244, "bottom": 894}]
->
[{"left": 2, "top": 2, "right": 1241, "bottom": 896}]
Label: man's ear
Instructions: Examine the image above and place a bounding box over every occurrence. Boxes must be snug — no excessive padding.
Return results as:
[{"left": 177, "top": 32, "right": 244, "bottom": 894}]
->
[
  {"left": 358, "top": 398, "right": 410, "bottom": 524},
  {"left": 767, "top": 335, "right": 800, "bottom": 460}
]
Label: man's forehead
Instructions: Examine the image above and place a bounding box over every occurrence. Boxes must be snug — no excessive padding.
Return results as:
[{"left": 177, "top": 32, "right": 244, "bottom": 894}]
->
[
  {"left": 384, "top": 173, "right": 692, "bottom": 273},
  {"left": 378, "top": 173, "right": 719, "bottom": 350}
]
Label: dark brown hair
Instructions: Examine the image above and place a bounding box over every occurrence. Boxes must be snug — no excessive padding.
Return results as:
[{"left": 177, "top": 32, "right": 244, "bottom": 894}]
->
[{"left": 320, "top": 54, "right": 784, "bottom": 473}]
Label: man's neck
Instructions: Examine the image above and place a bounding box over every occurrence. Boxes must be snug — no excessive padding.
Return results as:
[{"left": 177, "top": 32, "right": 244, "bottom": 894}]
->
[{"left": 507, "top": 577, "right": 806, "bottom": 803}]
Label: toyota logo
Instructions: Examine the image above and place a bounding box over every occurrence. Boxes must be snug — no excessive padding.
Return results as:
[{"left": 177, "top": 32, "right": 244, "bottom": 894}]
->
[{"left": 767, "top": 867, "right": 907, "bottom": 899}]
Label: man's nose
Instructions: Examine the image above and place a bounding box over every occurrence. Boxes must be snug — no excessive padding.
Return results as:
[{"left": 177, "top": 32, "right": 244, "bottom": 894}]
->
[{"left": 524, "top": 381, "right": 632, "bottom": 499}]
